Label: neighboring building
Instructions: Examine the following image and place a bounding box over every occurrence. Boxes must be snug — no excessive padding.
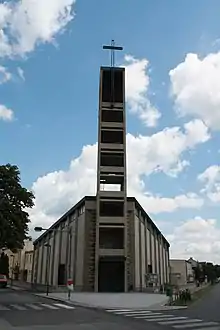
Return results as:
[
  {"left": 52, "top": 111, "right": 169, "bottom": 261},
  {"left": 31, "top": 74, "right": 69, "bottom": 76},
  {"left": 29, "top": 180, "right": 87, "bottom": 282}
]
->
[
  {"left": 170, "top": 259, "right": 194, "bottom": 286},
  {"left": 22, "top": 249, "right": 34, "bottom": 283},
  {"left": 7, "top": 239, "right": 34, "bottom": 282},
  {"left": 33, "top": 42, "right": 170, "bottom": 292},
  {"left": 188, "top": 257, "right": 199, "bottom": 269}
]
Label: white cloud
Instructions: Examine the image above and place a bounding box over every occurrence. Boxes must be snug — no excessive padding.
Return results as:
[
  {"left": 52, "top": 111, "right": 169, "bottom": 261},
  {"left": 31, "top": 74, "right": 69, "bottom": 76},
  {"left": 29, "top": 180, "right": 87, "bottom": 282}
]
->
[
  {"left": 127, "top": 119, "right": 210, "bottom": 178},
  {"left": 170, "top": 52, "right": 220, "bottom": 130},
  {"left": 0, "top": 0, "right": 76, "bottom": 58},
  {"left": 198, "top": 165, "right": 220, "bottom": 202},
  {"left": 124, "top": 55, "right": 161, "bottom": 127},
  {"left": 29, "top": 120, "right": 209, "bottom": 232},
  {"left": 168, "top": 217, "right": 220, "bottom": 263},
  {"left": 17, "top": 67, "right": 25, "bottom": 81},
  {"left": 0, "top": 66, "right": 11, "bottom": 84},
  {"left": 0, "top": 104, "right": 14, "bottom": 121}
]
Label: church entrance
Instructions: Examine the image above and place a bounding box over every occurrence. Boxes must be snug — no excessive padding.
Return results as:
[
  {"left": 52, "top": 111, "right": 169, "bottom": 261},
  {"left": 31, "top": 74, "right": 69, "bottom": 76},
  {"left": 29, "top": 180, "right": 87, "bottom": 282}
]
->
[{"left": 98, "top": 256, "right": 125, "bottom": 292}]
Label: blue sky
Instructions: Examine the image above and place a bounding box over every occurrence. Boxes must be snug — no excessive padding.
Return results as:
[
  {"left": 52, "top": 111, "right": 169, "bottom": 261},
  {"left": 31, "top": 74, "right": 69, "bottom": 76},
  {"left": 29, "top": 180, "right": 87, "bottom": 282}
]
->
[{"left": 1, "top": 0, "right": 220, "bottom": 262}]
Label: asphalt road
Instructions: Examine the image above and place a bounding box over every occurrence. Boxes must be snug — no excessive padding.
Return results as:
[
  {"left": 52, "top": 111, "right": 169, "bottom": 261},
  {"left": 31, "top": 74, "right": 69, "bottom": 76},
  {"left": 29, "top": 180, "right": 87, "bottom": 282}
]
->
[
  {"left": 162, "top": 283, "right": 220, "bottom": 322},
  {"left": 0, "top": 287, "right": 162, "bottom": 330}
]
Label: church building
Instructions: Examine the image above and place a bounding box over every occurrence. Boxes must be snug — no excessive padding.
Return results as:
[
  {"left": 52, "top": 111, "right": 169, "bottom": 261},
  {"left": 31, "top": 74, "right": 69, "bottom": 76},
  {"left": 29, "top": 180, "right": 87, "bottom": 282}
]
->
[{"left": 33, "top": 42, "right": 170, "bottom": 292}]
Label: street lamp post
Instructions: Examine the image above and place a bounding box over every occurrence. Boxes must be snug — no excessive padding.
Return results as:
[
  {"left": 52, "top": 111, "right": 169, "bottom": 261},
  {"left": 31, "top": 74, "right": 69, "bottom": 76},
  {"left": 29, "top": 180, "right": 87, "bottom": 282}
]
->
[
  {"left": 34, "top": 225, "right": 73, "bottom": 298},
  {"left": 44, "top": 243, "right": 51, "bottom": 296}
]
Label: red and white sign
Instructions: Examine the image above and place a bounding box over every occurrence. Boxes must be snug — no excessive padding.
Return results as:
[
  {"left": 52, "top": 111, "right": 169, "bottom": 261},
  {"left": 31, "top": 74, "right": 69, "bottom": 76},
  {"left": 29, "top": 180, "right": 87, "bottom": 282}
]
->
[{"left": 67, "top": 278, "right": 74, "bottom": 291}]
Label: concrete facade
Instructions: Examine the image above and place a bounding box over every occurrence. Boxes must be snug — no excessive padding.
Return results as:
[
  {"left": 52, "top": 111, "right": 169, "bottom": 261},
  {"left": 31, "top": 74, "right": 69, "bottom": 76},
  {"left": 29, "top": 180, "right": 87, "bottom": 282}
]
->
[
  {"left": 33, "top": 196, "right": 170, "bottom": 292},
  {"left": 170, "top": 259, "right": 194, "bottom": 286}
]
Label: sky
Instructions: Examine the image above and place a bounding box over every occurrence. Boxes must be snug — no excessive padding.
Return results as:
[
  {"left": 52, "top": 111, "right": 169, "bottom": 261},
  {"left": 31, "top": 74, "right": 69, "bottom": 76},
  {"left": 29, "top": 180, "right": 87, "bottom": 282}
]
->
[{"left": 1, "top": 0, "right": 220, "bottom": 263}]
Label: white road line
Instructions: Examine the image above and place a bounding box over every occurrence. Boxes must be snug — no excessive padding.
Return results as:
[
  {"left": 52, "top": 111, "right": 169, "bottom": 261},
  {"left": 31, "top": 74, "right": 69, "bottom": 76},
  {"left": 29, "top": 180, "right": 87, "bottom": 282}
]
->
[
  {"left": 190, "top": 327, "right": 220, "bottom": 330},
  {"left": 53, "top": 303, "right": 75, "bottom": 310},
  {"left": 40, "top": 304, "right": 59, "bottom": 310},
  {"left": 25, "top": 304, "right": 43, "bottom": 310},
  {"left": 0, "top": 305, "right": 10, "bottom": 310},
  {"left": 10, "top": 304, "right": 27, "bottom": 311},
  {"left": 130, "top": 312, "right": 162, "bottom": 317},
  {"left": 115, "top": 310, "right": 152, "bottom": 315},
  {"left": 125, "top": 312, "right": 157, "bottom": 317},
  {"left": 135, "top": 314, "right": 169, "bottom": 320},
  {"left": 173, "top": 321, "right": 219, "bottom": 329},
  {"left": 147, "top": 317, "right": 176, "bottom": 322},
  {"left": 134, "top": 314, "right": 166, "bottom": 319},
  {"left": 106, "top": 309, "right": 132, "bottom": 312},
  {"left": 125, "top": 313, "right": 153, "bottom": 318},
  {"left": 146, "top": 316, "right": 187, "bottom": 322},
  {"left": 159, "top": 319, "right": 202, "bottom": 325}
]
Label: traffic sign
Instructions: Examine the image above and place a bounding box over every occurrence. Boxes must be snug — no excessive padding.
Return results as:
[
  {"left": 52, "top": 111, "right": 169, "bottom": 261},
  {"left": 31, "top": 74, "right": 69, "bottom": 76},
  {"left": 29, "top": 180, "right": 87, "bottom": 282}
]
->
[{"left": 67, "top": 278, "right": 74, "bottom": 291}]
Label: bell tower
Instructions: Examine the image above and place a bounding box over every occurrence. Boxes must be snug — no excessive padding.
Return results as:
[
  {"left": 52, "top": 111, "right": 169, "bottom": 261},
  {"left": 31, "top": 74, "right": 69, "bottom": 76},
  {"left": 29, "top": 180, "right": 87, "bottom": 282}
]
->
[{"left": 95, "top": 41, "right": 128, "bottom": 292}]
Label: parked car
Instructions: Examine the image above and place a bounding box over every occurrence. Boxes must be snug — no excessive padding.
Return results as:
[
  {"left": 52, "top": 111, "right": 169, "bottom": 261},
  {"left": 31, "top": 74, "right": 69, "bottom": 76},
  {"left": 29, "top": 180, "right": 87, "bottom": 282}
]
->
[{"left": 0, "top": 274, "right": 7, "bottom": 288}]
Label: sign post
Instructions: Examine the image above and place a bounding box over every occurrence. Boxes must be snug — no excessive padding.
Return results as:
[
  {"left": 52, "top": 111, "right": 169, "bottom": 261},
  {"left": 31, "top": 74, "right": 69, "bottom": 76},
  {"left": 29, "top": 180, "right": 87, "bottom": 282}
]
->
[{"left": 67, "top": 279, "right": 74, "bottom": 300}]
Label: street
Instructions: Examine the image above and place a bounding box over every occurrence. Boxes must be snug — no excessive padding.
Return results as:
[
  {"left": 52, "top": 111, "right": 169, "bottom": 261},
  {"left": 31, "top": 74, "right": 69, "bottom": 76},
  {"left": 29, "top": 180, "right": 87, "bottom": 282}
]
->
[
  {"left": 160, "top": 283, "right": 220, "bottom": 323},
  {"left": 0, "top": 287, "right": 161, "bottom": 330},
  {"left": 1, "top": 286, "right": 220, "bottom": 330}
]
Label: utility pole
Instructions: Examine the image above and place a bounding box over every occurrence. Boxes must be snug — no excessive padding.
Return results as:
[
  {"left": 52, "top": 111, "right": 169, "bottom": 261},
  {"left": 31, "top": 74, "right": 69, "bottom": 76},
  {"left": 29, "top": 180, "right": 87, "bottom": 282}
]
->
[{"left": 44, "top": 243, "right": 51, "bottom": 296}]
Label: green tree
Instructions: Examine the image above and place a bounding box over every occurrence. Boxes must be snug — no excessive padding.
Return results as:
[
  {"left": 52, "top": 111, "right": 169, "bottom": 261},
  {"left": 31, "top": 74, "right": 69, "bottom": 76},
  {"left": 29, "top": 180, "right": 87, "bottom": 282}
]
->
[
  {"left": 0, "top": 164, "right": 34, "bottom": 250},
  {"left": 0, "top": 252, "right": 9, "bottom": 277},
  {"left": 194, "top": 265, "right": 203, "bottom": 282},
  {"left": 201, "top": 262, "right": 217, "bottom": 283}
]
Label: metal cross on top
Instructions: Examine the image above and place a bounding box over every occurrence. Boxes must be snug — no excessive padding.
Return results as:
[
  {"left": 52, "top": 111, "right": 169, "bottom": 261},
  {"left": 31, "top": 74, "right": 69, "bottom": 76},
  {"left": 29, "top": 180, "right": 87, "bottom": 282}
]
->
[{"left": 103, "top": 40, "right": 123, "bottom": 67}]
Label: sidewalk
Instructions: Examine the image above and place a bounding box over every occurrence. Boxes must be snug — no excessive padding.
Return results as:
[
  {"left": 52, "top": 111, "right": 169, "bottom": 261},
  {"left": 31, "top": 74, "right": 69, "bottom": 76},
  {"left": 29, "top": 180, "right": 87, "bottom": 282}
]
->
[
  {"left": 8, "top": 280, "right": 33, "bottom": 291},
  {"left": 8, "top": 280, "right": 188, "bottom": 311},
  {"left": 35, "top": 291, "right": 187, "bottom": 311}
]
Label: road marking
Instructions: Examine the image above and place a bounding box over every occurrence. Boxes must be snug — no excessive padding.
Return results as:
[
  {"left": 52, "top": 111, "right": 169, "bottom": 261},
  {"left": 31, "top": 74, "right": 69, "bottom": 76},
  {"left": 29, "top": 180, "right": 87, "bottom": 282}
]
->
[
  {"left": 135, "top": 313, "right": 169, "bottom": 320},
  {"left": 143, "top": 315, "right": 177, "bottom": 321},
  {"left": 125, "top": 312, "right": 156, "bottom": 317},
  {"left": 40, "top": 304, "right": 59, "bottom": 310},
  {"left": 10, "top": 304, "right": 27, "bottom": 311},
  {"left": 115, "top": 310, "right": 152, "bottom": 315},
  {"left": 106, "top": 309, "right": 132, "bottom": 312},
  {"left": 146, "top": 316, "right": 188, "bottom": 321},
  {"left": 173, "top": 321, "right": 219, "bottom": 329},
  {"left": 133, "top": 314, "right": 163, "bottom": 319},
  {"left": 190, "top": 327, "right": 220, "bottom": 330},
  {"left": 25, "top": 304, "right": 43, "bottom": 310},
  {"left": 53, "top": 303, "right": 75, "bottom": 310},
  {"left": 0, "top": 305, "right": 10, "bottom": 310},
  {"left": 159, "top": 319, "right": 202, "bottom": 325}
]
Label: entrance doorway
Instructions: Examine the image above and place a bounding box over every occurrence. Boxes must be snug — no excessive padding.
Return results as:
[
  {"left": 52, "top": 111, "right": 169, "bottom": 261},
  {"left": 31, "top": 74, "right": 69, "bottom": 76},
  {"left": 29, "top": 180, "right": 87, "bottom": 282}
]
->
[
  {"left": 58, "top": 264, "right": 66, "bottom": 285},
  {"left": 98, "top": 257, "right": 125, "bottom": 292}
]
